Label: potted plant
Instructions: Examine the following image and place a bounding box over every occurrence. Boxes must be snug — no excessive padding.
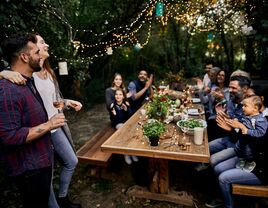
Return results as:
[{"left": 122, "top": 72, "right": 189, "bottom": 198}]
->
[
  {"left": 143, "top": 120, "right": 165, "bottom": 146},
  {"left": 146, "top": 93, "right": 170, "bottom": 121}
]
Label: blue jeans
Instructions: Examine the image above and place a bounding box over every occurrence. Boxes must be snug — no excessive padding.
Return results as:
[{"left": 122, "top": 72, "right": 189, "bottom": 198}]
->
[
  {"left": 48, "top": 128, "right": 78, "bottom": 208},
  {"left": 214, "top": 156, "right": 262, "bottom": 208},
  {"left": 209, "top": 136, "right": 235, "bottom": 155},
  {"left": 235, "top": 139, "right": 253, "bottom": 160},
  {"left": 210, "top": 148, "right": 236, "bottom": 168}
]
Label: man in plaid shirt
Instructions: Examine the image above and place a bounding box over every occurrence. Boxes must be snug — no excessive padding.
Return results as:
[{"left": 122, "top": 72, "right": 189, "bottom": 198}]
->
[{"left": 0, "top": 33, "right": 65, "bottom": 208}]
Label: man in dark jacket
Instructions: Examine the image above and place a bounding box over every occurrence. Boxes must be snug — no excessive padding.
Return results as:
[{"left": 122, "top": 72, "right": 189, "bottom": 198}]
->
[{"left": 128, "top": 70, "right": 153, "bottom": 113}]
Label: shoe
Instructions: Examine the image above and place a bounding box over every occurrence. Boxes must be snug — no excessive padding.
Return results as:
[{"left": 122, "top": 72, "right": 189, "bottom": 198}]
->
[
  {"left": 124, "top": 155, "right": 132, "bottom": 165},
  {"left": 235, "top": 158, "right": 246, "bottom": 169},
  {"left": 57, "top": 195, "right": 81, "bottom": 208},
  {"left": 243, "top": 161, "right": 256, "bottom": 172},
  {"left": 131, "top": 155, "right": 139, "bottom": 162},
  {"left": 194, "top": 163, "right": 209, "bottom": 172},
  {"left": 205, "top": 198, "right": 223, "bottom": 208}
]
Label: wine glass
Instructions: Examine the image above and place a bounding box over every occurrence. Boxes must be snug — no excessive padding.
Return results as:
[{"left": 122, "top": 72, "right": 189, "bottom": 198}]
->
[
  {"left": 52, "top": 92, "right": 65, "bottom": 113},
  {"left": 158, "top": 81, "right": 167, "bottom": 94}
]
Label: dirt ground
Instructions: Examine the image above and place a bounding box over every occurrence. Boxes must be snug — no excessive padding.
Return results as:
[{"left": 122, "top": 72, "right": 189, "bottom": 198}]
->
[
  {"left": 67, "top": 103, "right": 209, "bottom": 208},
  {"left": 66, "top": 104, "right": 265, "bottom": 208},
  {"left": 1, "top": 103, "right": 265, "bottom": 208}
]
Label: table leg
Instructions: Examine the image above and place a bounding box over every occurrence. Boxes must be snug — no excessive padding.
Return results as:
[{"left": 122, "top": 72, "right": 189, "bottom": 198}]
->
[
  {"left": 148, "top": 158, "right": 169, "bottom": 194},
  {"left": 127, "top": 158, "right": 193, "bottom": 206}
]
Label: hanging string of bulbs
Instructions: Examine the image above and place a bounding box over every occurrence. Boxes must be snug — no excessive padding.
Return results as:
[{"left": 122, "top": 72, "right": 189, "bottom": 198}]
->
[{"left": 42, "top": 0, "right": 249, "bottom": 65}]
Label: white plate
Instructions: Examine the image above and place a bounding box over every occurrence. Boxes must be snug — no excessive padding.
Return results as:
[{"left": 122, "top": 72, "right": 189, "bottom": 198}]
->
[
  {"left": 192, "top": 98, "right": 201, "bottom": 103},
  {"left": 187, "top": 108, "right": 204, "bottom": 115}
]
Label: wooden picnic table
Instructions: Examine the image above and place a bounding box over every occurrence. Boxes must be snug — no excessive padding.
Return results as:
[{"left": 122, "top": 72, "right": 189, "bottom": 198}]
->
[{"left": 101, "top": 103, "right": 210, "bottom": 206}]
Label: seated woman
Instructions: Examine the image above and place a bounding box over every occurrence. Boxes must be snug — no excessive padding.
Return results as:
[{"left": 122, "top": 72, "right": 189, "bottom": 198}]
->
[
  {"left": 200, "top": 69, "right": 230, "bottom": 141},
  {"left": 105, "top": 73, "right": 131, "bottom": 120},
  {"left": 105, "top": 73, "right": 127, "bottom": 111}
]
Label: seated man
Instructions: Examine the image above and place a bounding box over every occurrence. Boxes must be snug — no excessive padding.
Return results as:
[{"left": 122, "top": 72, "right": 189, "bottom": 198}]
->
[
  {"left": 195, "top": 75, "right": 251, "bottom": 172},
  {"left": 128, "top": 70, "right": 153, "bottom": 113},
  {"left": 209, "top": 75, "right": 251, "bottom": 167}
]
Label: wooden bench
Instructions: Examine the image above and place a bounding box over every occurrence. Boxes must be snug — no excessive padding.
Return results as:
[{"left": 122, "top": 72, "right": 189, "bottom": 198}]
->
[
  {"left": 232, "top": 184, "right": 268, "bottom": 198},
  {"left": 76, "top": 123, "right": 116, "bottom": 167},
  {"left": 232, "top": 184, "right": 268, "bottom": 207}
]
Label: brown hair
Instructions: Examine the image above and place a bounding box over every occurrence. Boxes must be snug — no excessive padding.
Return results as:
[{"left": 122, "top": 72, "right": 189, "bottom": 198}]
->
[
  {"left": 111, "top": 73, "right": 126, "bottom": 91},
  {"left": 115, "top": 88, "right": 127, "bottom": 99},
  {"left": 244, "top": 95, "right": 263, "bottom": 111},
  {"left": 34, "top": 32, "right": 58, "bottom": 83},
  {"left": 43, "top": 59, "right": 57, "bottom": 83}
]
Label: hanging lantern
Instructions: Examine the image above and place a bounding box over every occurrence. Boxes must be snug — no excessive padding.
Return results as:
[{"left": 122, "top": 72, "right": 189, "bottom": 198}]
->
[
  {"left": 155, "top": 2, "right": 164, "bottom": 17},
  {"left": 134, "top": 43, "right": 142, "bottom": 52},
  {"left": 106, "top": 47, "right": 113, "bottom": 55},
  {"left": 58, "top": 61, "right": 68, "bottom": 75},
  {"left": 207, "top": 32, "right": 213, "bottom": 42}
]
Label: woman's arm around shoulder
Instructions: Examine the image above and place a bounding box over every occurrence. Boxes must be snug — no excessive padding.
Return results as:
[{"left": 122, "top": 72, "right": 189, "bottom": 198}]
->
[{"left": 0, "top": 70, "right": 26, "bottom": 85}]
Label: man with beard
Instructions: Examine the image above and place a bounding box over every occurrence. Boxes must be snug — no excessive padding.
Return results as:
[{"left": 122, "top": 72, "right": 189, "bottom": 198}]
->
[
  {"left": 195, "top": 75, "right": 251, "bottom": 171},
  {"left": 128, "top": 70, "right": 153, "bottom": 113},
  {"left": 208, "top": 75, "right": 251, "bottom": 167},
  {"left": 204, "top": 75, "right": 251, "bottom": 208},
  {"left": 0, "top": 33, "right": 65, "bottom": 208}
]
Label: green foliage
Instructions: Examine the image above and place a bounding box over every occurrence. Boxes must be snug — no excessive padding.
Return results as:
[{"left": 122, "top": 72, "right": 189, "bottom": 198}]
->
[
  {"left": 1, "top": 0, "right": 268, "bottom": 105},
  {"left": 84, "top": 77, "right": 106, "bottom": 106},
  {"left": 146, "top": 93, "right": 171, "bottom": 120},
  {"left": 143, "top": 120, "right": 165, "bottom": 139}
]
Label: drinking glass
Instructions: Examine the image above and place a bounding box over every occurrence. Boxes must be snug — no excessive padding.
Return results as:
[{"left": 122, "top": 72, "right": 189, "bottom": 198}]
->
[{"left": 52, "top": 92, "right": 65, "bottom": 112}]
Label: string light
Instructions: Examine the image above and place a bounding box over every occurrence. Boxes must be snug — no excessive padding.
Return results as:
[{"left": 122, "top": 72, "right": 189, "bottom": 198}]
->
[{"left": 41, "top": 0, "right": 251, "bottom": 64}]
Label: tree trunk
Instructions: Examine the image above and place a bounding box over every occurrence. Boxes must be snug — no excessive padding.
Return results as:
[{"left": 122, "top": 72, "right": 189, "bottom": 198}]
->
[
  {"left": 244, "top": 37, "right": 254, "bottom": 72},
  {"left": 184, "top": 33, "right": 191, "bottom": 73},
  {"left": 221, "top": 31, "right": 231, "bottom": 70},
  {"left": 73, "top": 79, "right": 81, "bottom": 99},
  {"left": 171, "top": 19, "right": 181, "bottom": 72}
]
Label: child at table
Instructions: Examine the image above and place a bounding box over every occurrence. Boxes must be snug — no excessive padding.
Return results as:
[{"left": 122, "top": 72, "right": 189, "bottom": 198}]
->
[
  {"left": 109, "top": 88, "right": 138, "bottom": 164},
  {"left": 226, "top": 95, "right": 268, "bottom": 172}
]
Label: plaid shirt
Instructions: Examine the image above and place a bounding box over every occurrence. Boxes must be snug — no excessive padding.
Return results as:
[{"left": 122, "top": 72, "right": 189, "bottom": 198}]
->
[{"left": 0, "top": 77, "right": 53, "bottom": 176}]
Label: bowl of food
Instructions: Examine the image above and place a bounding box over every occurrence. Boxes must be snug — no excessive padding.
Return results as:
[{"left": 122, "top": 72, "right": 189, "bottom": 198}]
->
[{"left": 177, "top": 118, "right": 207, "bottom": 135}]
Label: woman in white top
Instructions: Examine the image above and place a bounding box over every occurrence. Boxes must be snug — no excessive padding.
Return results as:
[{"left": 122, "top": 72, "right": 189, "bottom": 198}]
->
[{"left": 1, "top": 34, "right": 82, "bottom": 208}]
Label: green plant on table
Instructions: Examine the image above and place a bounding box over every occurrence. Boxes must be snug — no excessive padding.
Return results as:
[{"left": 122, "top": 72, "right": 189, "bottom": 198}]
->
[
  {"left": 146, "top": 92, "right": 171, "bottom": 120},
  {"left": 143, "top": 120, "right": 165, "bottom": 139}
]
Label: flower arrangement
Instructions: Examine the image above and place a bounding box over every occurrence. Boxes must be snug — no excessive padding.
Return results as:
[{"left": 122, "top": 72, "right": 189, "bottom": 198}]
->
[
  {"left": 146, "top": 92, "right": 171, "bottom": 120},
  {"left": 165, "top": 70, "right": 186, "bottom": 91},
  {"left": 165, "top": 70, "right": 185, "bottom": 83}
]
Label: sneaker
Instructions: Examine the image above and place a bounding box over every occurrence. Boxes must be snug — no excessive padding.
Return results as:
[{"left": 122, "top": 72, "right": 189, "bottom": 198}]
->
[
  {"left": 205, "top": 198, "right": 223, "bottom": 208},
  {"left": 235, "top": 158, "right": 246, "bottom": 169},
  {"left": 243, "top": 161, "right": 256, "bottom": 172},
  {"left": 124, "top": 155, "right": 132, "bottom": 165},
  {"left": 57, "top": 195, "right": 81, "bottom": 208},
  {"left": 194, "top": 163, "right": 209, "bottom": 172},
  {"left": 131, "top": 155, "right": 139, "bottom": 162}
]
